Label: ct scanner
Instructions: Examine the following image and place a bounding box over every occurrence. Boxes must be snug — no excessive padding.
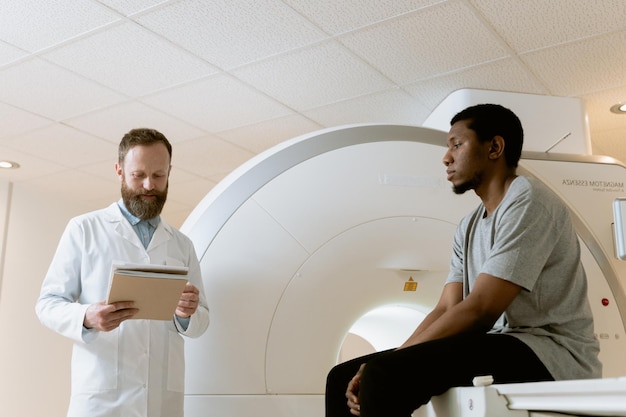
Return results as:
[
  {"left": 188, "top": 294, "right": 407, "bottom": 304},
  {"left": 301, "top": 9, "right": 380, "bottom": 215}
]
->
[{"left": 180, "top": 91, "right": 626, "bottom": 416}]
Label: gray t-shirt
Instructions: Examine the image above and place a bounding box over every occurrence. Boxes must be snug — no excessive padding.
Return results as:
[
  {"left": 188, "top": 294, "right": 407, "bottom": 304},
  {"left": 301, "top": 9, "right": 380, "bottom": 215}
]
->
[{"left": 446, "top": 176, "right": 601, "bottom": 380}]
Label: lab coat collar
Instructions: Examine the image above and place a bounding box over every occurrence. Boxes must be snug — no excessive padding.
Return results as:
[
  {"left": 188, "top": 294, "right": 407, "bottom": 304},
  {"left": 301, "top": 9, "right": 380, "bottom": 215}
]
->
[{"left": 104, "top": 203, "right": 175, "bottom": 251}]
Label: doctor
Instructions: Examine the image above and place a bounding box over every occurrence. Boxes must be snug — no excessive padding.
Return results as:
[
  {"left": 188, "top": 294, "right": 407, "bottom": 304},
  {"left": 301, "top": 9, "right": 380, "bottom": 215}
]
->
[{"left": 36, "top": 128, "right": 209, "bottom": 417}]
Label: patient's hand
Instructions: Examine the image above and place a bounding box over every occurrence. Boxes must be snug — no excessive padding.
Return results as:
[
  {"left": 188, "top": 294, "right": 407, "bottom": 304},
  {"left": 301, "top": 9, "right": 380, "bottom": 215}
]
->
[{"left": 346, "top": 363, "right": 366, "bottom": 416}]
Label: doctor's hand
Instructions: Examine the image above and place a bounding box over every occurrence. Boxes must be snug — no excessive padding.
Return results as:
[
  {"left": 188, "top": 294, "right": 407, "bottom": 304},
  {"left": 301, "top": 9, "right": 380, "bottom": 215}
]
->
[
  {"left": 83, "top": 300, "right": 138, "bottom": 332},
  {"left": 175, "top": 283, "right": 200, "bottom": 318},
  {"left": 346, "top": 363, "right": 366, "bottom": 416}
]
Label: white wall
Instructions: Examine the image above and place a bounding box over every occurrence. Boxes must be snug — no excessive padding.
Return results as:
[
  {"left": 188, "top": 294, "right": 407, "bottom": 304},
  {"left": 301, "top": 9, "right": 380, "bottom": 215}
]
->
[{"left": 0, "top": 182, "right": 93, "bottom": 417}]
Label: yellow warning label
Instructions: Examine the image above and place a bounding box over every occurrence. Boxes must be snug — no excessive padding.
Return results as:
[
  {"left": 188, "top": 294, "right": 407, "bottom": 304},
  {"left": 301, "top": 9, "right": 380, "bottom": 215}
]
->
[{"left": 403, "top": 276, "right": 417, "bottom": 291}]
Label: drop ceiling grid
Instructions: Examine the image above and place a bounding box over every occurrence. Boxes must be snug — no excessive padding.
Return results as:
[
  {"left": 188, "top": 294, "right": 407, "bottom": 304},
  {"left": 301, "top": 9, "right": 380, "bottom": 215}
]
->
[
  {"left": 166, "top": 177, "right": 217, "bottom": 211},
  {"left": 0, "top": 0, "right": 622, "bottom": 227},
  {"left": 302, "top": 89, "right": 430, "bottom": 127},
  {"left": 214, "top": 114, "right": 324, "bottom": 154},
  {"left": 75, "top": 159, "right": 121, "bottom": 182},
  {"left": 337, "top": 1, "right": 511, "bottom": 85},
  {"left": 0, "top": 102, "right": 53, "bottom": 140},
  {"left": 403, "top": 58, "right": 550, "bottom": 110},
  {"left": 282, "top": 0, "right": 445, "bottom": 35},
  {"left": 0, "top": 58, "right": 126, "bottom": 120},
  {"left": 172, "top": 135, "right": 256, "bottom": 180},
  {"left": 582, "top": 87, "right": 626, "bottom": 133},
  {"left": 0, "top": 144, "right": 69, "bottom": 182},
  {"left": 24, "top": 168, "right": 121, "bottom": 203},
  {"left": 0, "top": 0, "right": 121, "bottom": 52},
  {"left": 520, "top": 31, "right": 626, "bottom": 97},
  {"left": 471, "top": 0, "right": 626, "bottom": 53},
  {"left": 0, "top": 124, "right": 116, "bottom": 169},
  {"left": 41, "top": 21, "right": 218, "bottom": 97},
  {"left": 232, "top": 40, "right": 396, "bottom": 111},
  {"left": 96, "top": 0, "right": 172, "bottom": 16},
  {"left": 0, "top": 40, "right": 27, "bottom": 66},
  {"left": 133, "top": 0, "right": 328, "bottom": 70},
  {"left": 64, "top": 101, "right": 209, "bottom": 145},
  {"left": 140, "top": 73, "right": 295, "bottom": 133}
]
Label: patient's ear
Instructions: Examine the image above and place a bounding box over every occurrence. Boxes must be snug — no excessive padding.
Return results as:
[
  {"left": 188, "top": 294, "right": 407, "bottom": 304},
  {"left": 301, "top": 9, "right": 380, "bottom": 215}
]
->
[{"left": 488, "top": 136, "right": 505, "bottom": 160}]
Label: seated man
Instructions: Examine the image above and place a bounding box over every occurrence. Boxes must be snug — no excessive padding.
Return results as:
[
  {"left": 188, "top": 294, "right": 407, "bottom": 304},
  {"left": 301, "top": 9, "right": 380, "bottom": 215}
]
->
[{"left": 325, "top": 104, "right": 601, "bottom": 417}]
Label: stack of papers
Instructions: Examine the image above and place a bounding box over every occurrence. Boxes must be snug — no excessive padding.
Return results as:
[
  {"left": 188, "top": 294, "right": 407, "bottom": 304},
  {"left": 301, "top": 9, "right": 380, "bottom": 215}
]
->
[{"left": 106, "top": 263, "right": 189, "bottom": 320}]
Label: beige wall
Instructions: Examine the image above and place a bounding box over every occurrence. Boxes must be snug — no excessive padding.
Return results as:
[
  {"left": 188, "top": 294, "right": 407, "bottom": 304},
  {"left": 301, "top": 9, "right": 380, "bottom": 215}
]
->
[
  {"left": 0, "top": 182, "right": 92, "bottom": 417},
  {"left": 0, "top": 181, "right": 9, "bottom": 302}
]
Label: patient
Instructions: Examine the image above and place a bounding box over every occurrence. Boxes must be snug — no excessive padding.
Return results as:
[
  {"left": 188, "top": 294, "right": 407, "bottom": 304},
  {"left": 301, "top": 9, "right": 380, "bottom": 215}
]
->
[{"left": 324, "top": 104, "right": 602, "bottom": 417}]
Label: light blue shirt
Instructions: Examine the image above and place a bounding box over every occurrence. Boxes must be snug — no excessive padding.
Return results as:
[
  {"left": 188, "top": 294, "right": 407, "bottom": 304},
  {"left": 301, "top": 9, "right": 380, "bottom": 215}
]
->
[{"left": 117, "top": 199, "right": 160, "bottom": 248}]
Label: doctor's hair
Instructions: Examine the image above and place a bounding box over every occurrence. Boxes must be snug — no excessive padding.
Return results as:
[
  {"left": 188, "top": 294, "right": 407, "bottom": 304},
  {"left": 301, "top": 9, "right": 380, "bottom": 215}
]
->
[
  {"left": 118, "top": 128, "right": 173, "bottom": 165},
  {"left": 450, "top": 103, "right": 523, "bottom": 168}
]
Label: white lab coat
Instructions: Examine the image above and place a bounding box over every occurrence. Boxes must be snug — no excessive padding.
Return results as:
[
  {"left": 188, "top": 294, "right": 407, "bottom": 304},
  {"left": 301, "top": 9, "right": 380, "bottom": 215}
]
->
[{"left": 36, "top": 203, "right": 209, "bottom": 417}]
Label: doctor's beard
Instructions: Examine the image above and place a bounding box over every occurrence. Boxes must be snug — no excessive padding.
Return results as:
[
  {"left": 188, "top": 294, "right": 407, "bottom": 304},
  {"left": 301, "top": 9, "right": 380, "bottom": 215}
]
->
[{"left": 121, "top": 181, "right": 168, "bottom": 220}]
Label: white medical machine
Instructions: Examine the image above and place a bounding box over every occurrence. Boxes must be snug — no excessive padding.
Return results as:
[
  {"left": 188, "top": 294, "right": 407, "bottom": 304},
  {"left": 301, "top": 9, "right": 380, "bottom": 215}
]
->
[{"left": 181, "top": 91, "right": 626, "bottom": 416}]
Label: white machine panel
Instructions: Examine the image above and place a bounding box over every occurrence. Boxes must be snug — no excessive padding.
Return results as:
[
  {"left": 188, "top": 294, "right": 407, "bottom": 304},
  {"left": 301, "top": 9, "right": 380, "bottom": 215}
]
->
[
  {"left": 613, "top": 198, "right": 626, "bottom": 260},
  {"left": 423, "top": 89, "right": 592, "bottom": 155}
]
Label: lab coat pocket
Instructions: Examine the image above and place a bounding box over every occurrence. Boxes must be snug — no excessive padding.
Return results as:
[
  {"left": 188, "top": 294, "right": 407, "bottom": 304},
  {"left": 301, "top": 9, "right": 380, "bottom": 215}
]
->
[
  {"left": 72, "top": 331, "right": 118, "bottom": 392},
  {"left": 167, "top": 331, "right": 185, "bottom": 392}
]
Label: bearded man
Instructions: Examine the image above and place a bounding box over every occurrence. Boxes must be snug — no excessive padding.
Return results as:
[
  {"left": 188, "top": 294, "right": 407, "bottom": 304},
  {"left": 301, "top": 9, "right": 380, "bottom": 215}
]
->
[{"left": 36, "top": 128, "right": 209, "bottom": 417}]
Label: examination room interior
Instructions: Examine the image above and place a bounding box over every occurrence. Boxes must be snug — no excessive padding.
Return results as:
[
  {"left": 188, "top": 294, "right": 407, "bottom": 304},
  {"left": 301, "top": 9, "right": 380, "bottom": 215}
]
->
[{"left": 1, "top": 1, "right": 626, "bottom": 417}]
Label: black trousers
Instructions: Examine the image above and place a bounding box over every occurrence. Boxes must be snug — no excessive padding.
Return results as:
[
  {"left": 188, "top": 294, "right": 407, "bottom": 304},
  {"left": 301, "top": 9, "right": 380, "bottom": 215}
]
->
[{"left": 325, "top": 333, "right": 553, "bottom": 417}]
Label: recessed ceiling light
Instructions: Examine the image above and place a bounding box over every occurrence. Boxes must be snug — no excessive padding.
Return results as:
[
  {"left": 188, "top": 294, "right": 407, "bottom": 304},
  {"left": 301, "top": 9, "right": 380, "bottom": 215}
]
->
[
  {"left": 610, "top": 103, "right": 626, "bottom": 114},
  {"left": 0, "top": 160, "right": 20, "bottom": 169}
]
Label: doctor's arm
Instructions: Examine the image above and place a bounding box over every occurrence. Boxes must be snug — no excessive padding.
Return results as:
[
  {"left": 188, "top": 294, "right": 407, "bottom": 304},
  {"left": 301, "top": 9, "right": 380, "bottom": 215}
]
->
[
  {"left": 173, "top": 248, "right": 209, "bottom": 337},
  {"left": 35, "top": 221, "right": 90, "bottom": 342}
]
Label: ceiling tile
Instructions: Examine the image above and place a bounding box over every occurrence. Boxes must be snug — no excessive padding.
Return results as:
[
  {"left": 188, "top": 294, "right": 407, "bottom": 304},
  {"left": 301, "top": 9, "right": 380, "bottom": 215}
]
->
[
  {"left": 65, "top": 101, "right": 208, "bottom": 144},
  {"left": 0, "top": 102, "right": 54, "bottom": 139},
  {"left": 580, "top": 86, "right": 626, "bottom": 135},
  {"left": 43, "top": 22, "right": 218, "bottom": 97},
  {"left": 304, "top": 89, "right": 430, "bottom": 127},
  {"left": 173, "top": 135, "right": 255, "bottom": 179},
  {"left": 0, "top": 58, "right": 126, "bottom": 120},
  {"left": 216, "top": 114, "right": 323, "bottom": 154},
  {"left": 472, "top": 0, "right": 626, "bottom": 52},
  {"left": 96, "top": 0, "right": 170, "bottom": 16},
  {"left": 404, "top": 58, "right": 549, "bottom": 108},
  {"left": 76, "top": 159, "right": 118, "bottom": 182},
  {"left": 339, "top": 1, "right": 510, "bottom": 84},
  {"left": 135, "top": 0, "right": 326, "bottom": 69},
  {"left": 284, "top": 0, "right": 443, "bottom": 34},
  {"left": 0, "top": 0, "right": 120, "bottom": 52},
  {"left": 0, "top": 145, "right": 67, "bottom": 182},
  {"left": 24, "top": 169, "right": 118, "bottom": 202},
  {"left": 141, "top": 74, "right": 293, "bottom": 132},
  {"left": 166, "top": 178, "right": 216, "bottom": 211},
  {"left": 0, "top": 40, "right": 27, "bottom": 66},
  {"left": 233, "top": 40, "right": 395, "bottom": 110},
  {"left": 521, "top": 31, "right": 626, "bottom": 96},
  {"left": 1, "top": 124, "right": 117, "bottom": 168}
]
